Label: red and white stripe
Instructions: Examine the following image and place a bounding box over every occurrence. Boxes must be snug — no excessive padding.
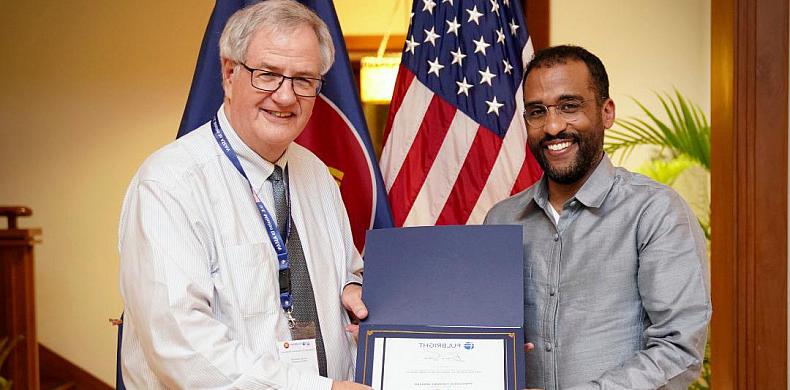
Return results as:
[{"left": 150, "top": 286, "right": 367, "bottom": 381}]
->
[{"left": 381, "top": 40, "right": 541, "bottom": 227}]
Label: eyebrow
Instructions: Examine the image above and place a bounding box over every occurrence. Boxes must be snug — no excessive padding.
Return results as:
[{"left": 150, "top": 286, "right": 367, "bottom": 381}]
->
[
  {"left": 524, "top": 93, "right": 586, "bottom": 106},
  {"left": 250, "top": 62, "right": 321, "bottom": 78}
]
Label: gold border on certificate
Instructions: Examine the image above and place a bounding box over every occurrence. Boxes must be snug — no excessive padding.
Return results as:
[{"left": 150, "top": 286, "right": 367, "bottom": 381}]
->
[{"left": 361, "top": 329, "right": 518, "bottom": 388}]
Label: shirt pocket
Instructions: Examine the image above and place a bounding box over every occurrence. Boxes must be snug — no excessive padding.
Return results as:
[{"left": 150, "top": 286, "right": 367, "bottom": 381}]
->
[{"left": 222, "top": 243, "right": 281, "bottom": 317}]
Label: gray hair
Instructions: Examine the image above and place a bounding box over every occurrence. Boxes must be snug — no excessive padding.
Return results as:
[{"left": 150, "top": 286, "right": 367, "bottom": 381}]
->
[{"left": 219, "top": 0, "right": 335, "bottom": 74}]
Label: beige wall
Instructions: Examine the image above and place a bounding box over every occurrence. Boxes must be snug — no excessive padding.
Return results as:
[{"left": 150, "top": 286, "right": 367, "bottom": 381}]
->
[
  {"left": 0, "top": 0, "right": 710, "bottom": 384},
  {"left": 551, "top": 0, "right": 711, "bottom": 171},
  {"left": 335, "top": 0, "right": 411, "bottom": 36},
  {"left": 0, "top": 1, "right": 213, "bottom": 384}
]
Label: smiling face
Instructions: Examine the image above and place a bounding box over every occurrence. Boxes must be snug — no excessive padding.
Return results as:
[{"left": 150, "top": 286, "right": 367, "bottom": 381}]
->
[
  {"left": 221, "top": 24, "right": 323, "bottom": 162},
  {"left": 523, "top": 60, "right": 615, "bottom": 186}
]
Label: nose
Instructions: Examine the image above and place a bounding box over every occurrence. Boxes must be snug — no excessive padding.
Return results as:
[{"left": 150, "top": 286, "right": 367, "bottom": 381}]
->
[
  {"left": 542, "top": 107, "right": 567, "bottom": 136},
  {"left": 271, "top": 78, "right": 298, "bottom": 105}
]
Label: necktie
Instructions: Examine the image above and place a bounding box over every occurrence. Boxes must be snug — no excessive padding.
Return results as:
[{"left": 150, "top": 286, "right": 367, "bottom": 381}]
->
[{"left": 268, "top": 166, "right": 328, "bottom": 376}]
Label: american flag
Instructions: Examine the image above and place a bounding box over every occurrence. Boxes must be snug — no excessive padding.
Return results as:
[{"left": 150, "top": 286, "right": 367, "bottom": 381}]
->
[{"left": 380, "top": 0, "right": 542, "bottom": 226}]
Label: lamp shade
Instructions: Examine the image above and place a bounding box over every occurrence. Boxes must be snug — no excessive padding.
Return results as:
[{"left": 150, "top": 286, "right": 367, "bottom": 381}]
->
[{"left": 360, "top": 55, "right": 401, "bottom": 104}]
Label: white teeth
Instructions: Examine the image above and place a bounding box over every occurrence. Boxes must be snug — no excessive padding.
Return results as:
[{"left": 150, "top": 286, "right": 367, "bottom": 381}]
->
[{"left": 547, "top": 141, "right": 572, "bottom": 151}]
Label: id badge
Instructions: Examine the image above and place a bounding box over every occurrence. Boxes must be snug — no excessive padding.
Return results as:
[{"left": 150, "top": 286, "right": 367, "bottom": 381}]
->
[
  {"left": 277, "top": 338, "right": 319, "bottom": 374},
  {"left": 290, "top": 320, "right": 317, "bottom": 340}
]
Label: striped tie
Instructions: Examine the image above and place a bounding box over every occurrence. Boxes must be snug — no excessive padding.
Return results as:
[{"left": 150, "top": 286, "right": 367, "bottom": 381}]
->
[{"left": 268, "top": 166, "right": 327, "bottom": 376}]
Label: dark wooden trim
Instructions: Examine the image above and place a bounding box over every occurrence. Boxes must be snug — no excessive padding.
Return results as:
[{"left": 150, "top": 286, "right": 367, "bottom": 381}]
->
[
  {"left": 710, "top": 2, "right": 736, "bottom": 387},
  {"left": 39, "top": 344, "right": 111, "bottom": 390},
  {"left": 0, "top": 206, "right": 32, "bottom": 229},
  {"left": 524, "top": 0, "right": 550, "bottom": 51},
  {"left": 0, "top": 217, "right": 40, "bottom": 390},
  {"left": 711, "top": 0, "right": 788, "bottom": 388}
]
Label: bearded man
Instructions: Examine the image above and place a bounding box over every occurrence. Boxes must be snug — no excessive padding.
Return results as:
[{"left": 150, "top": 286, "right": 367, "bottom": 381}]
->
[{"left": 485, "top": 45, "right": 711, "bottom": 390}]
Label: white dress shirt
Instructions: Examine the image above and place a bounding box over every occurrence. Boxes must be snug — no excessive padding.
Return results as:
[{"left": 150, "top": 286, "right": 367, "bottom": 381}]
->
[{"left": 119, "top": 106, "right": 363, "bottom": 389}]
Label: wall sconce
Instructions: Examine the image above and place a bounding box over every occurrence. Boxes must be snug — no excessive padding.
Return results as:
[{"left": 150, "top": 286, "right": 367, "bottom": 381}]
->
[{"left": 360, "top": 55, "right": 401, "bottom": 104}]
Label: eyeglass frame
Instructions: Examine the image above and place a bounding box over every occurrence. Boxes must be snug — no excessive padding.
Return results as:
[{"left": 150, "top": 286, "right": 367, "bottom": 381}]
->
[
  {"left": 522, "top": 98, "right": 596, "bottom": 128},
  {"left": 239, "top": 62, "right": 325, "bottom": 97}
]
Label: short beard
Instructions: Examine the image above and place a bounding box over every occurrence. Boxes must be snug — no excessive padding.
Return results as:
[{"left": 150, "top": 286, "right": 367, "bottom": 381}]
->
[{"left": 530, "top": 129, "right": 603, "bottom": 185}]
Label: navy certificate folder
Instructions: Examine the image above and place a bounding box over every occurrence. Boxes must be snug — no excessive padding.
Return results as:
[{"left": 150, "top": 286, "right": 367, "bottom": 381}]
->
[{"left": 355, "top": 225, "right": 525, "bottom": 389}]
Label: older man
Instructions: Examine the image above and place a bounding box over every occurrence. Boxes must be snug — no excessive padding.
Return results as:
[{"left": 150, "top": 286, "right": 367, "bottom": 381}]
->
[
  {"left": 485, "top": 45, "right": 711, "bottom": 389},
  {"left": 119, "top": 1, "right": 369, "bottom": 389}
]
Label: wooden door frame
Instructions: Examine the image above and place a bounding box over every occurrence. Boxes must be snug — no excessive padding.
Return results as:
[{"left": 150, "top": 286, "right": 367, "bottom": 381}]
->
[
  {"left": 711, "top": 0, "right": 788, "bottom": 388},
  {"left": 524, "top": 0, "right": 550, "bottom": 51}
]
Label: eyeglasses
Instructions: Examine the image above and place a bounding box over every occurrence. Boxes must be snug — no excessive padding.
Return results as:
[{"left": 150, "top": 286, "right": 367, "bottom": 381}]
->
[
  {"left": 240, "top": 63, "right": 324, "bottom": 97},
  {"left": 523, "top": 98, "right": 592, "bottom": 128}
]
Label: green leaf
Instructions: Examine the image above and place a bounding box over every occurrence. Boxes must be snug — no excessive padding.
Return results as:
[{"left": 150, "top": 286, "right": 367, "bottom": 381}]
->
[
  {"left": 605, "top": 91, "right": 710, "bottom": 171},
  {"left": 636, "top": 155, "right": 697, "bottom": 186}
]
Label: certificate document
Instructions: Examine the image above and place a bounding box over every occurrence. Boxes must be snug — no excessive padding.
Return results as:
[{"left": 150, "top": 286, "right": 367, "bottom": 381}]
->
[
  {"left": 356, "top": 226, "right": 526, "bottom": 388},
  {"left": 369, "top": 337, "right": 505, "bottom": 390}
]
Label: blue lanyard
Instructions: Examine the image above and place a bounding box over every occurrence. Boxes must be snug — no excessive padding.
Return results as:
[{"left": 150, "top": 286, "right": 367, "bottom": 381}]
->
[{"left": 211, "top": 115, "right": 293, "bottom": 311}]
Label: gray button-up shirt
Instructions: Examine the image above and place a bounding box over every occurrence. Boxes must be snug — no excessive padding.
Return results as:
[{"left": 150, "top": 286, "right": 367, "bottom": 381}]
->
[{"left": 485, "top": 155, "right": 710, "bottom": 390}]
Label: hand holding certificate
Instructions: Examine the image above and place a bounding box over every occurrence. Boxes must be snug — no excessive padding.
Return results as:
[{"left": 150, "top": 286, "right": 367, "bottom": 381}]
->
[{"left": 356, "top": 226, "right": 526, "bottom": 390}]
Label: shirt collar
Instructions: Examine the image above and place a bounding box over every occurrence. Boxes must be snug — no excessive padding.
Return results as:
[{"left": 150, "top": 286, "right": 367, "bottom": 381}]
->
[
  {"left": 532, "top": 153, "right": 616, "bottom": 210},
  {"left": 532, "top": 174, "right": 551, "bottom": 210},
  {"left": 217, "top": 105, "right": 289, "bottom": 194},
  {"left": 574, "top": 153, "right": 616, "bottom": 208}
]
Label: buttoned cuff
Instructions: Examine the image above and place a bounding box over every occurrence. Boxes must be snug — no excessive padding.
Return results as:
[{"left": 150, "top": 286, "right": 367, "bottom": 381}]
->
[{"left": 344, "top": 273, "right": 363, "bottom": 287}]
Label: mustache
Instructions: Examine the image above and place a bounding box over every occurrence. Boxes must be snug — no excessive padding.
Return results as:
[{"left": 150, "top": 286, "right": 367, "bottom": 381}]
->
[{"left": 539, "top": 131, "right": 580, "bottom": 146}]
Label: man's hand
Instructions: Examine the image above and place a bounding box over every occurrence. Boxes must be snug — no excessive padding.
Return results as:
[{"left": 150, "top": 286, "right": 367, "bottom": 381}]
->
[
  {"left": 341, "top": 283, "right": 368, "bottom": 339},
  {"left": 522, "top": 342, "right": 541, "bottom": 390},
  {"left": 332, "top": 380, "right": 372, "bottom": 390},
  {"left": 525, "top": 342, "right": 534, "bottom": 353}
]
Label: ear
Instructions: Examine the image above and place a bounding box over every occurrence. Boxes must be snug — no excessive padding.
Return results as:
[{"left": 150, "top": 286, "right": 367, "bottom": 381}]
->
[
  {"left": 221, "top": 58, "right": 237, "bottom": 99},
  {"left": 601, "top": 98, "right": 616, "bottom": 129}
]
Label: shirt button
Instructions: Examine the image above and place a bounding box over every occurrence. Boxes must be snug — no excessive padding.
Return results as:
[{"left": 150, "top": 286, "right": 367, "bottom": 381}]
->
[
  {"left": 553, "top": 233, "right": 559, "bottom": 241},
  {"left": 545, "top": 342, "right": 553, "bottom": 351}
]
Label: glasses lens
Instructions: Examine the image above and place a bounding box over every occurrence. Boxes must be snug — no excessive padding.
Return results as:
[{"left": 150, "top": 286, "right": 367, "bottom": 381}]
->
[
  {"left": 251, "top": 71, "right": 284, "bottom": 91},
  {"left": 246, "top": 65, "right": 322, "bottom": 97},
  {"left": 292, "top": 78, "right": 322, "bottom": 97},
  {"left": 558, "top": 101, "right": 584, "bottom": 115},
  {"left": 524, "top": 105, "right": 547, "bottom": 127}
]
